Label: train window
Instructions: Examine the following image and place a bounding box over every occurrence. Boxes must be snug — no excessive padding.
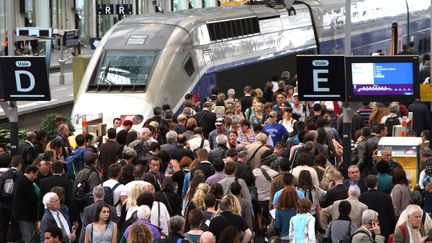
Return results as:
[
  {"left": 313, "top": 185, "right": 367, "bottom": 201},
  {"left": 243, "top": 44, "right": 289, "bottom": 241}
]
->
[
  {"left": 184, "top": 56, "right": 195, "bottom": 76},
  {"left": 207, "top": 17, "right": 260, "bottom": 42},
  {"left": 93, "top": 50, "right": 157, "bottom": 86}
]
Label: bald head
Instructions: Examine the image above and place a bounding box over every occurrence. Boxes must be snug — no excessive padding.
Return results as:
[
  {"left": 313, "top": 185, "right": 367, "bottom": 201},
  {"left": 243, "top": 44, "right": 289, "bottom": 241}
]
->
[
  {"left": 200, "top": 231, "right": 216, "bottom": 243},
  {"left": 333, "top": 171, "right": 344, "bottom": 183}
]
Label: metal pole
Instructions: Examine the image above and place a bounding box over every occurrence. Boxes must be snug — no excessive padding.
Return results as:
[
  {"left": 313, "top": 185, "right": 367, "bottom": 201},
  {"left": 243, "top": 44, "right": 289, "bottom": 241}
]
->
[
  {"left": 59, "top": 35, "right": 65, "bottom": 85},
  {"left": 59, "top": 0, "right": 65, "bottom": 85},
  {"left": 429, "top": 0, "right": 432, "bottom": 150},
  {"left": 342, "top": 0, "right": 352, "bottom": 177},
  {"left": 6, "top": 1, "right": 19, "bottom": 156}
]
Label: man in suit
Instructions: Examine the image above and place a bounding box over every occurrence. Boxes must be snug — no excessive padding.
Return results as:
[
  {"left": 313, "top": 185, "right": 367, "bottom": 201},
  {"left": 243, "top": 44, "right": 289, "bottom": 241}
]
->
[
  {"left": 194, "top": 101, "right": 216, "bottom": 139},
  {"left": 344, "top": 165, "right": 368, "bottom": 193},
  {"left": 351, "top": 209, "right": 385, "bottom": 243},
  {"left": 321, "top": 185, "right": 368, "bottom": 228},
  {"left": 18, "top": 131, "right": 37, "bottom": 168},
  {"left": 359, "top": 174, "right": 396, "bottom": 239},
  {"left": 40, "top": 192, "right": 76, "bottom": 243},
  {"left": 99, "top": 128, "right": 123, "bottom": 180},
  {"left": 38, "top": 161, "right": 78, "bottom": 225},
  {"left": 79, "top": 186, "right": 117, "bottom": 243},
  {"left": 12, "top": 164, "right": 38, "bottom": 243},
  {"left": 320, "top": 171, "right": 348, "bottom": 208}
]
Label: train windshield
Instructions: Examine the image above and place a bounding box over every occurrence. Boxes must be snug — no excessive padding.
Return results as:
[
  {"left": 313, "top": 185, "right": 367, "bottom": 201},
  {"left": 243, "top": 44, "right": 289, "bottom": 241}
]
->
[{"left": 94, "top": 50, "right": 157, "bottom": 85}]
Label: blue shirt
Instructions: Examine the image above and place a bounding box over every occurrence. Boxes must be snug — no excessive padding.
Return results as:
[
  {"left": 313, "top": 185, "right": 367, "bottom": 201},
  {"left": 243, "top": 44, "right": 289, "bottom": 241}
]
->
[
  {"left": 264, "top": 123, "right": 289, "bottom": 145},
  {"left": 272, "top": 188, "right": 305, "bottom": 206}
]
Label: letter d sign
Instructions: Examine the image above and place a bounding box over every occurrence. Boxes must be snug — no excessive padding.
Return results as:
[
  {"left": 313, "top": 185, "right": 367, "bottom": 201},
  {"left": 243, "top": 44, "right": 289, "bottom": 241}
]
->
[{"left": 15, "top": 70, "right": 35, "bottom": 92}]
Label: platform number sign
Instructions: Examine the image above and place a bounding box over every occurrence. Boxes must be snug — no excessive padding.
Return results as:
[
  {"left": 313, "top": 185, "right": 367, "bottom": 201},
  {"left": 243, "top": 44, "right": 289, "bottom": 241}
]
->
[
  {"left": 0, "top": 57, "right": 51, "bottom": 101},
  {"left": 97, "top": 4, "right": 133, "bottom": 15},
  {"left": 297, "top": 55, "right": 346, "bottom": 101}
]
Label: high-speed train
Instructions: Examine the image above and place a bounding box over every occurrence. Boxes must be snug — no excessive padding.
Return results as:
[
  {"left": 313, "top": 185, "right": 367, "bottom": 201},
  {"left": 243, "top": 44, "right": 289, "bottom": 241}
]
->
[{"left": 71, "top": 0, "right": 431, "bottom": 129}]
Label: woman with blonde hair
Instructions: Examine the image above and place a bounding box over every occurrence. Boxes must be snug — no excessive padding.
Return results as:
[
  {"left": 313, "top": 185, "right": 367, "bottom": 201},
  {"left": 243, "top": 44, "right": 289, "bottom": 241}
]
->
[
  {"left": 190, "top": 183, "right": 210, "bottom": 210},
  {"left": 215, "top": 194, "right": 242, "bottom": 216},
  {"left": 126, "top": 224, "right": 153, "bottom": 243},
  {"left": 124, "top": 183, "right": 146, "bottom": 220}
]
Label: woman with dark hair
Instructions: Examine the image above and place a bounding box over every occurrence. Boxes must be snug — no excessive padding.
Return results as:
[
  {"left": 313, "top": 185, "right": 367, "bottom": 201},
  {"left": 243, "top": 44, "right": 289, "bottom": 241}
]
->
[
  {"left": 218, "top": 226, "right": 241, "bottom": 243},
  {"left": 296, "top": 170, "right": 324, "bottom": 218},
  {"left": 324, "top": 200, "right": 356, "bottom": 242},
  {"left": 274, "top": 185, "right": 298, "bottom": 239},
  {"left": 288, "top": 198, "right": 315, "bottom": 242},
  {"left": 391, "top": 167, "right": 411, "bottom": 218},
  {"left": 34, "top": 130, "right": 47, "bottom": 155},
  {"left": 84, "top": 203, "right": 117, "bottom": 243},
  {"left": 183, "top": 170, "right": 206, "bottom": 214},
  {"left": 209, "top": 183, "right": 224, "bottom": 208},
  {"left": 118, "top": 164, "right": 135, "bottom": 185},
  {"left": 376, "top": 160, "right": 393, "bottom": 194},
  {"left": 155, "top": 177, "right": 182, "bottom": 216}
]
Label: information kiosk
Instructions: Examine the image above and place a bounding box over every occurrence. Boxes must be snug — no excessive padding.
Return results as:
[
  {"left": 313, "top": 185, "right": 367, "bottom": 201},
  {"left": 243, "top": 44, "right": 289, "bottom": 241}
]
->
[{"left": 377, "top": 137, "right": 422, "bottom": 188}]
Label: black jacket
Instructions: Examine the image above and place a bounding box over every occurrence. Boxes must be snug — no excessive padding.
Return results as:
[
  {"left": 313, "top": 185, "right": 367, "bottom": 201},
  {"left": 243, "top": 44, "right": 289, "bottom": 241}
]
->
[
  {"left": 18, "top": 141, "right": 36, "bottom": 167},
  {"left": 359, "top": 189, "right": 396, "bottom": 238},
  {"left": 194, "top": 110, "right": 216, "bottom": 139},
  {"left": 38, "top": 174, "right": 78, "bottom": 222},
  {"left": 343, "top": 178, "right": 368, "bottom": 193},
  {"left": 12, "top": 174, "right": 38, "bottom": 221},
  {"left": 320, "top": 184, "right": 348, "bottom": 208}
]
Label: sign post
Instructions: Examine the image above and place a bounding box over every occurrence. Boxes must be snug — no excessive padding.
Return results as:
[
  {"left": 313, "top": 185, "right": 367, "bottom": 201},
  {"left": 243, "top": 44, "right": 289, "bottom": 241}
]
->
[
  {"left": 343, "top": 0, "right": 352, "bottom": 178},
  {"left": 2, "top": 0, "right": 19, "bottom": 156}
]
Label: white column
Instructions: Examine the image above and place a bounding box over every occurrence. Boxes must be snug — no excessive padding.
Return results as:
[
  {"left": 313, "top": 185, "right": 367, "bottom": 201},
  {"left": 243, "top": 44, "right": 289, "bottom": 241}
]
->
[
  {"left": 204, "top": 0, "right": 218, "bottom": 7},
  {"left": 35, "top": 0, "right": 50, "bottom": 27},
  {"left": 191, "top": 0, "right": 203, "bottom": 8},
  {"left": 176, "top": 0, "right": 189, "bottom": 10}
]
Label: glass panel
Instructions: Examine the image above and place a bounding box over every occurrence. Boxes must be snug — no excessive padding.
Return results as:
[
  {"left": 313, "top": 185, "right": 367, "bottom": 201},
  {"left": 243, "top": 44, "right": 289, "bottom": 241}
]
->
[{"left": 94, "top": 50, "right": 157, "bottom": 85}]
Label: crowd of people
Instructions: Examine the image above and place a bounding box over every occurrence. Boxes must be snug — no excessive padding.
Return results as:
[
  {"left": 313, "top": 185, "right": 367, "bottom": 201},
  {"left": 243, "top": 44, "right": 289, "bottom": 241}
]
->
[{"left": 1, "top": 71, "right": 432, "bottom": 243}]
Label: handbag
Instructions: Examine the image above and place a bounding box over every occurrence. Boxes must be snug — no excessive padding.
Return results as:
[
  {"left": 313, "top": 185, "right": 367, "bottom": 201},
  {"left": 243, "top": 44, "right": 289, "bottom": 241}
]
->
[{"left": 265, "top": 219, "right": 280, "bottom": 239}]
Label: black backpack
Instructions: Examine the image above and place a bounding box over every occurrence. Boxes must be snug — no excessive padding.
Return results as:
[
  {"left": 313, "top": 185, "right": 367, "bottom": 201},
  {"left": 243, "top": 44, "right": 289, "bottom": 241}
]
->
[
  {"left": 103, "top": 183, "right": 121, "bottom": 206},
  {"left": 0, "top": 169, "right": 19, "bottom": 202},
  {"left": 74, "top": 167, "right": 98, "bottom": 208},
  {"left": 385, "top": 116, "right": 400, "bottom": 136}
]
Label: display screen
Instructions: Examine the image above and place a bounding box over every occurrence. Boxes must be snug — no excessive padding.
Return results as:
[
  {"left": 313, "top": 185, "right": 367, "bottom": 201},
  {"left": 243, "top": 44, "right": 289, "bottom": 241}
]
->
[
  {"left": 346, "top": 56, "right": 419, "bottom": 102},
  {"left": 351, "top": 63, "right": 414, "bottom": 96}
]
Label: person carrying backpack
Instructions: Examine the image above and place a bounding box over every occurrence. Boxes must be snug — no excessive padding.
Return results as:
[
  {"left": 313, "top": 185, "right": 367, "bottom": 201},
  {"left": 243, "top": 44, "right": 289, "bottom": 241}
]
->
[
  {"left": 66, "top": 134, "right": 92, "bottom": 181},
  {"left": 351, "top": 209, "right": 385, "bottom": 243},
  {"left": 324, "top": 200, "right": 357, "bottom": 243},
  {"left": 73, "top": 153, "right": 102, "bottom": 212},
  {"left": 0, "top": 155, "right": 24, "bottom": 243}
]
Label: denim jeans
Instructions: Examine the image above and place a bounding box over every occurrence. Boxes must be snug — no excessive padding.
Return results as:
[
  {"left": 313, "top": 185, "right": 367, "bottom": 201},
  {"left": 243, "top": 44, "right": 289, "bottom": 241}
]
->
[{"left": 17, "top": 220, "right": 36, "bottom": 243}]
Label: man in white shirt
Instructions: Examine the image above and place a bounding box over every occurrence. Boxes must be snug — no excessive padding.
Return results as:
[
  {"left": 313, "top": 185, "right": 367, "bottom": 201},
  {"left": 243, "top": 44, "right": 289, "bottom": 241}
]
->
[
  {"left": 102, "top": 164, "right": 125, "bottom": 217},
  {"left": 120, "top": 164, "right": 151, "bottom": 201}
]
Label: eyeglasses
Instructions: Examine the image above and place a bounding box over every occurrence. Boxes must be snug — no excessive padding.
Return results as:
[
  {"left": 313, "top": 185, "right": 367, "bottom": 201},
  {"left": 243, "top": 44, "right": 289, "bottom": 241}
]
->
[{"left": 277, "top": 96, "right": 285, "bottom": 99}]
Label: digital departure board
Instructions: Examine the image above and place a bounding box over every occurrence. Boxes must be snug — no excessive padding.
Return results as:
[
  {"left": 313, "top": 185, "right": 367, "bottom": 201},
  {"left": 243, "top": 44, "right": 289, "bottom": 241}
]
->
[{"left": 346, "top": 56, "right": 419, "bottom": 102}]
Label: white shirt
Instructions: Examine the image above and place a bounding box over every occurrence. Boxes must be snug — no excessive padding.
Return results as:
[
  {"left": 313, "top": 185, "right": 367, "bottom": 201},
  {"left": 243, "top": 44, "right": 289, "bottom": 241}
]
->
[
  {"left": 150, "top": 201, "right": 170, "bottom": 235},
  {"left": 419, "top": 169, "right": 426, "bottom": 190},
  {"left": 102, "top": 179, "right": 125, "bottom": 217},
  {"left": 121, "top": 180, "right": 151, "bottom": 197},
  {"left": 188, "top": 134, "right": 211, "bottom": 152},
  {"left": 49, "top": 210, "right": 71, "bottom": 236}
]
